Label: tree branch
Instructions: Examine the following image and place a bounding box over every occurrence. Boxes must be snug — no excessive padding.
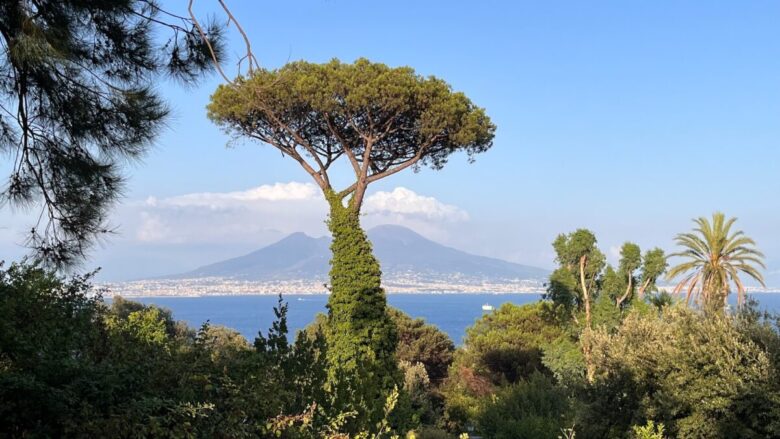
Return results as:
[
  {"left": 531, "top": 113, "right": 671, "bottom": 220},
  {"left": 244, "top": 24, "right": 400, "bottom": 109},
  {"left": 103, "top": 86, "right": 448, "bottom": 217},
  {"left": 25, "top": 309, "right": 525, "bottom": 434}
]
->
[
  {"left": 188, "top": 0, "right": 256, "bottom": 83},
  {"left": 325, "top": 112, "right": 361, "bottom": 178},
  {"left": 188, "top": 0, "right": 231, "bottom": 83},
  {"left": 248, "top": 132, "right": 329, "bottom": 191},
  {"left": 217, "top": 0, "right": 259, "bottom": 73},
  {"left": 254, "top": 103, "right": 330, "bottom": 187}
]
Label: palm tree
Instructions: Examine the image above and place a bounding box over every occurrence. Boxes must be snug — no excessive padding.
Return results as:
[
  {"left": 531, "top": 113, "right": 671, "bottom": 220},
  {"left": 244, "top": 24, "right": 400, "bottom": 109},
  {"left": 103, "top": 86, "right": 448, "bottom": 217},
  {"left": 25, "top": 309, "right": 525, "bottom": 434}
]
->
[{"left": 666, "top": 212, "right": 765, "bottom": 309}]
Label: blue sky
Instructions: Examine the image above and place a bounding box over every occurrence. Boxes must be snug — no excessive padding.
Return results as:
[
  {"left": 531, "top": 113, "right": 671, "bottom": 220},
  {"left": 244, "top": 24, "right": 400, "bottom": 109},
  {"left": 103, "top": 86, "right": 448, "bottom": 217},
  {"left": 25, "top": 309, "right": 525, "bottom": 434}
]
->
[{"left": 2, "top": 1, "right": 779, "bottom": 284}]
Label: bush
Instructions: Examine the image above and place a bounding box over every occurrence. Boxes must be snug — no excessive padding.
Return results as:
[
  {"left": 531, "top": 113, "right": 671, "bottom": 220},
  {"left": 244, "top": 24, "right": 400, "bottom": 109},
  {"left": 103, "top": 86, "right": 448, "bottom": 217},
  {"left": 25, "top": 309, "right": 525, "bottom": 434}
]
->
[
  {"left": 460, "top": 302, "right": 566, "bottom": 384},
  {"left": 476, "top": 372, "right": 572, "bottom": 439},
  {"left": 441, "top": 302, "right": 568, "bottom": 433},
  {"left": 583, "top": 306, "right": 780, "bottom": 438},
  {"left": 631, "top": 421, "right": 666, "bottom": 439},
  {"left": 0, "top": 262, "right": 332, "bottom": 438},
  {"left": 390, "top": 308, "right": 455, "bottom": 384}
]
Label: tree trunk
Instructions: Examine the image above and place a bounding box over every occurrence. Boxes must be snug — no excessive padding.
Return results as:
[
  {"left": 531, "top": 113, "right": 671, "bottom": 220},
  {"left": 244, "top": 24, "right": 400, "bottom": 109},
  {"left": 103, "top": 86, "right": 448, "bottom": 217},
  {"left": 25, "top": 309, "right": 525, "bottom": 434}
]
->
[
  {"left": 580, "top": 255, "right": 591, "bottom": 329},
  {"left": 637, "top": 278, "right": 651, "bottom": 299},
  {"left": 579, "top": 255, "right": 596, "bottom": 383},
  {"left": 323, "top": 191, "right": 399, "bottom": 433},
  {"left": 616, "top": 274, "right": 633, "bottom": 309}
]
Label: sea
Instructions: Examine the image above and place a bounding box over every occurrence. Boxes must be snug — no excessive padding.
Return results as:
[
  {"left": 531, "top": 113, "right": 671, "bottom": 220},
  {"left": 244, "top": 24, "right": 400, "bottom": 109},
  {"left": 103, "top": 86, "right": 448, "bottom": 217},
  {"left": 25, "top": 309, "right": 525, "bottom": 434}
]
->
[{"left": 127, "top": 293, "right": 780, "bottom": 345}]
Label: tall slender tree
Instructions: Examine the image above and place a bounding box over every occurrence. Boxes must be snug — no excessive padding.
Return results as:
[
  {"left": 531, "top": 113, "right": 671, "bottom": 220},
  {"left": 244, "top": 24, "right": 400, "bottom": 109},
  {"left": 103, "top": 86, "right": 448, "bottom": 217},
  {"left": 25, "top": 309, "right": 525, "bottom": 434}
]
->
[
  {"left": 551, "top": 229, "right": 605, "bottom": 329},
  {"left": 207, "top": 58, "right": 495, "bottom": 431},
  {"left": 667, "top": 212, "right": 765, "bottom": 310},
  {"left": 0, "top": 0, "right": 231, "bottom": 266},
  {"left": 549, "top": 229, "right": 604, "bottom": 382}
]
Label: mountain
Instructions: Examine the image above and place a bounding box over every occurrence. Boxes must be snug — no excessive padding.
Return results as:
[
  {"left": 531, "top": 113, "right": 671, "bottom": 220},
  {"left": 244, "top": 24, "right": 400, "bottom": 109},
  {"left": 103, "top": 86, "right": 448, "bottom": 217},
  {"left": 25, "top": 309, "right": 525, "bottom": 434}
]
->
[
  {"left": 169, "top": 224, "right": 549, "bottom": 282},
  {"left": 174, "top": 232, "right": 331, "bottom": 280}
]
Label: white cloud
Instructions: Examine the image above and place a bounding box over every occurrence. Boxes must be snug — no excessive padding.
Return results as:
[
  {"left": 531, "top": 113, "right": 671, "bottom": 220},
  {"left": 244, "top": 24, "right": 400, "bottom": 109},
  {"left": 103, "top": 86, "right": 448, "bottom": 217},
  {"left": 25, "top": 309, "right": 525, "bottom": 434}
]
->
[
  {"left": 122, "top": 183, "right": 468, "bottom": 246},
  {"left": 130, "top": 182, "right": 327, "bottom": 245},
  {"left": 364, "top": 187, "right": 469, "bottom": 222},
  {"left": 145, "top": 182, "right": 321, "bottom": 209}
]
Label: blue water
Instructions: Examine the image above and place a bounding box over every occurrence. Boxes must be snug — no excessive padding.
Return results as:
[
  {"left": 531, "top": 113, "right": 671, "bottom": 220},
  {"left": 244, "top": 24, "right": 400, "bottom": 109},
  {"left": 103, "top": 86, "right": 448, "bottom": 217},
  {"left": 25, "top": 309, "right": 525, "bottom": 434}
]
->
[
  {"left": 130, "top": 293, "right": 542, "bottom": 345},
  {"left": 129, "top": 293, "right": 780, "bottom": 345}
]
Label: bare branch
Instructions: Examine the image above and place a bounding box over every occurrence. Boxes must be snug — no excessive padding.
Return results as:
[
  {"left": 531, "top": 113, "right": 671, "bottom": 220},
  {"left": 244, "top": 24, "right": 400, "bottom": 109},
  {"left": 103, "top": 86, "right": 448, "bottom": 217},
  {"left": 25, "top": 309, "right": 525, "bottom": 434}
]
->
[
  {"left": 188, "top": 0, "right": 257, "bottom": 83},
  {"left": 218, "top": 0, "right": 259, "bottom": 74}
]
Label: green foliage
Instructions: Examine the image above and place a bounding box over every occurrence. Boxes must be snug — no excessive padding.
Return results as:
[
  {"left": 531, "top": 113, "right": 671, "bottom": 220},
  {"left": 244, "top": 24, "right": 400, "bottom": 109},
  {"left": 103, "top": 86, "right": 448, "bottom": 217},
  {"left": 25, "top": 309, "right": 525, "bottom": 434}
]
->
[
  {"left": 547, "top": 229, "right": 605, "bottom": 318},
  {"left": 638, "top": 248, "right": 668, "bottom": 298},
  {"left": 591, "top": 291, "right": 622, "bottom": 331},
  {"left": 0, "top": 1, "right": 225, "bottom": 265},
  {"left": 646, "top": 291, "right": 675, "bottom": 312},
  {"left": 631, "top": 421, "right": 666, "bottom": 439},
  {"left": 265, "top": 387, "right": 404, "bottom": 439},
  {"left": 546, "top": 267, "right": 580, "bottom": 315},
  {"left": 477, "top": 372, "right": 573, "bottom": 439},
  {"left": 0, "top": 262, "right": 102, "bottom": 436},
  {"left": 207, "top": 58, "right": 495, "bottom": 194},
  {"left": 324, "top": 193, "right": 402, "bottom": 433},
  {"left": 389, "top": 307, "right": 455, "bottom": 384},
  {"left": 667, "top": 212, "right": 765, "bottom": 310},
  {"left": 460, "top": 302, "right": 566, "bottom": 384},
  {"left": 614, "top": 242, "right": 641, "bottom": 307},
  {"left": 0, "top": 262, "right": 333, "bottom": 438},
  {"left": 441, "top": 302, "right": 569, "bottom": 433},
  {"left": 619, "top": 243, "right": 642, "bottom": 276},
  {"left": 540, "top": 335, "right": 585, "bottom": 388},
  {"left": 413, "top": 426, "right": 455, "bottom": 439},
  {"left": 399, "top": 361, "right": 440, "bottom": 427},
  {"left": 251, "top": 295, "right": 329, "bottom": 423},
  {"left": 584, "top": 306, "right": 780, "bottom": 438},
  {"left": 600, "top": 265, "right": 627, "bottom": 303}
]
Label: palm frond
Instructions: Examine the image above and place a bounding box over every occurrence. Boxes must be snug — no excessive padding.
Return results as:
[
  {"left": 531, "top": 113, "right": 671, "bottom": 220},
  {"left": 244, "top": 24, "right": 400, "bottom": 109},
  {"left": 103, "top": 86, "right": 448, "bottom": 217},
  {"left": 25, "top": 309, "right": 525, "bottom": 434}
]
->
[{"left": 667, "top": 212, "right": 765, "bottom": 310}]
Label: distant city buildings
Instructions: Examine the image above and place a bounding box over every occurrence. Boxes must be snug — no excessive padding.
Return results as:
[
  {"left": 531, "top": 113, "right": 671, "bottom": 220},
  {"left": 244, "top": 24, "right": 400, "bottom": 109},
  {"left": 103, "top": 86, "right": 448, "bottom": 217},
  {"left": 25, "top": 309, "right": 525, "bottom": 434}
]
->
[{"left": 102, "top": 275, "right": 546, "bottom": 297}]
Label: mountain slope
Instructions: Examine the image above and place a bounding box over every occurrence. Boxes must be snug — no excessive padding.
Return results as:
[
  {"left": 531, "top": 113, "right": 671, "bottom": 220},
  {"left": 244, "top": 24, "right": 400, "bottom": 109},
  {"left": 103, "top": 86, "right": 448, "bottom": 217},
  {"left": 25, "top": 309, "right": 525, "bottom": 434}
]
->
[
  {"left": 369, "top": 225, "right": 548, "bottom": 280},
  {"left": 171, "top": 225, "right": 548, "bottom": 282},
  {"left": 175, "top": 232, "right": 331, "bottom": 280}
]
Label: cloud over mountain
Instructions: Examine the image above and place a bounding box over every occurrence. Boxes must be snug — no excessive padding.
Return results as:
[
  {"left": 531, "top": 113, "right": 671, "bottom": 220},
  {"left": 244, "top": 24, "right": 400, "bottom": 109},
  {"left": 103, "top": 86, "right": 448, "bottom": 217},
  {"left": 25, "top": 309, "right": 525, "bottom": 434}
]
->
[
  {"left": 364, "top": 187, "right": 469, "bottom": 221},
  {"left": 128, "top": 182, "right": 469, "bottom": 246}
]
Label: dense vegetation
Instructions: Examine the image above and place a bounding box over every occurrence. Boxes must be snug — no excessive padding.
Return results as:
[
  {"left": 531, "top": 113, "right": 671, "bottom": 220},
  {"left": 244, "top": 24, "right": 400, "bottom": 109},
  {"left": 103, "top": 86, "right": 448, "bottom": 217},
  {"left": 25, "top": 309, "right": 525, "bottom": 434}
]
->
[{"left": 3, "top": 215, "right": 779, "bottom": 438}]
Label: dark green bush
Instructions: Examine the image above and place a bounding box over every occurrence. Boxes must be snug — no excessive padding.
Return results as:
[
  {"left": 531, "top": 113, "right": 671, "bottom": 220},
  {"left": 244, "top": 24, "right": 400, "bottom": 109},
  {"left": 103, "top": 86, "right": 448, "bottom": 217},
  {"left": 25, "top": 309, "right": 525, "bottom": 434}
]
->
[{"left": 477, "top": 372, "right": 572, "bottom": 439}]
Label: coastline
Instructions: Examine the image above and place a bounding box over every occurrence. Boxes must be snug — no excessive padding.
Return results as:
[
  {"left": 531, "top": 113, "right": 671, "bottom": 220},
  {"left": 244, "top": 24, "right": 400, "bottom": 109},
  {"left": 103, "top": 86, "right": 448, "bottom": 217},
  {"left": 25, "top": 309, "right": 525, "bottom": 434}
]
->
[{"left": 99, "top": 276, "right": 548, "bottom": 297}]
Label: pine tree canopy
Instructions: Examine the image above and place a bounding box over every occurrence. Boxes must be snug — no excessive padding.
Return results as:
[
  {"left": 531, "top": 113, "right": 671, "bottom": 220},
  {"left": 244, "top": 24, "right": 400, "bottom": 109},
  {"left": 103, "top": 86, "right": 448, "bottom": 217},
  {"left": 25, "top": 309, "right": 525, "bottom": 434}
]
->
[
  {"left": 0, "top": 0, "right": 225, "bottom": 266},
  {"left": 208, "top": 58, "right": 495, "bottom": 210}
]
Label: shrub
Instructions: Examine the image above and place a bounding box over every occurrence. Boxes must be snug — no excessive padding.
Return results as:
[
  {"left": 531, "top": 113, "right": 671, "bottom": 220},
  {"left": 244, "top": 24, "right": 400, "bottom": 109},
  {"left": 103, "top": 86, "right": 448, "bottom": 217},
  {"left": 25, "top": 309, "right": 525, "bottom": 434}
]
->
[
  {"left": 476, "top": 372, "right": 572, "bottom": 439},
  {"left": 583, "top": 306, "right": 780, "bottom": 438}
]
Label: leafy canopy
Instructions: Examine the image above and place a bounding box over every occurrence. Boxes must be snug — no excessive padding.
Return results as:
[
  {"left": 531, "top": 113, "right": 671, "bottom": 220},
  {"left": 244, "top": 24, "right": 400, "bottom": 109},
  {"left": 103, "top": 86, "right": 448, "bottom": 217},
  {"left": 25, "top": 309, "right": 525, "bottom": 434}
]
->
[
  {"left": 619, "top": 242, "right": 642, "bottom": 278},
  {"left": 638, "top": 247, "right": 667, "bottom": 297},
  {"left": 587, "top": 307, "right": 777, "bottom": 438},
  {"left": 207, "top": 58, "right": 495, "bottom": 209},
  {"left": 548, "top": 229, "right": 605, "bottom": 314}
]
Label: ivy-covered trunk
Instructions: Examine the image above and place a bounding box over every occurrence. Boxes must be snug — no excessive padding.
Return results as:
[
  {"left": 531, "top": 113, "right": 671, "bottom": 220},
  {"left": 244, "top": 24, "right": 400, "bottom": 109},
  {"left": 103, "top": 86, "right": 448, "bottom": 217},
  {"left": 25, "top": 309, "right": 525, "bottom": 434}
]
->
[{"left": 324, "top": 191, "right": 400, "bottom": 433}]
